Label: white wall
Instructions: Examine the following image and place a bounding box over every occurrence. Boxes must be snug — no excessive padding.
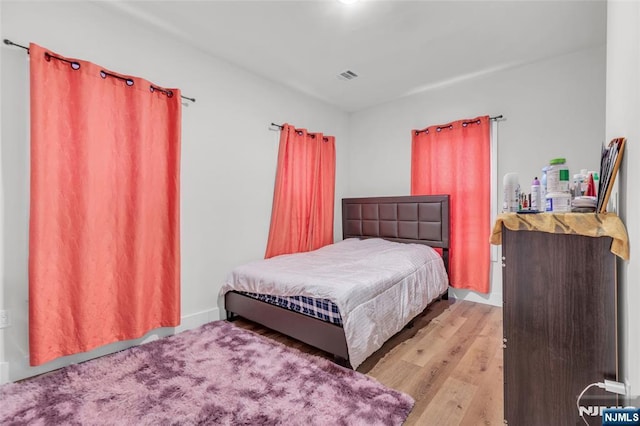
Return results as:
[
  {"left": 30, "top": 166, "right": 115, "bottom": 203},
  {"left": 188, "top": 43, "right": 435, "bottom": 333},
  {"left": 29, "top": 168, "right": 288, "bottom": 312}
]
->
[
  {"left": 606, "top": 0, "right": 640, "bottom": 400},
  {"left": 0, "top": 0, "right": 7, "bottom": 385},
  {"left": 347, "top": 46, "right": 606, "bottom": 306},
  {"left": 0, "top": 1, "right": 349, "bottom": 382},
  {"left": 1, "top": 0, "right": 622, "bottom": 389}
]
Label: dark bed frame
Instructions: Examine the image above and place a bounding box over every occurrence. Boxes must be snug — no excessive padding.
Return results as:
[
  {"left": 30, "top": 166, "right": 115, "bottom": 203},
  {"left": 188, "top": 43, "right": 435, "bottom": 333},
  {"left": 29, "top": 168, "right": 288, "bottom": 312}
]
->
[{"left": 225, "top": 195, "right": 450, "bottom": 367}]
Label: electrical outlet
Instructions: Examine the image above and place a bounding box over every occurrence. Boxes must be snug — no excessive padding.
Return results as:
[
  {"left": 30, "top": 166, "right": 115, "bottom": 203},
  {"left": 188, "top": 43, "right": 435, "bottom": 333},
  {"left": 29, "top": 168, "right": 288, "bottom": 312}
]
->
[{"left": 0, "top": 310, "right": 9, "bottom": 328}]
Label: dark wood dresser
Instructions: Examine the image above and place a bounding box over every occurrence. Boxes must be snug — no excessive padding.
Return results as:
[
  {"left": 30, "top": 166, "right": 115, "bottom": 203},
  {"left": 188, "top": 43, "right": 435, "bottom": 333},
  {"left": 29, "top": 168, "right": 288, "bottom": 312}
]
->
[{"left": 493, "top": 213, "right": 629, "bottom": 426}]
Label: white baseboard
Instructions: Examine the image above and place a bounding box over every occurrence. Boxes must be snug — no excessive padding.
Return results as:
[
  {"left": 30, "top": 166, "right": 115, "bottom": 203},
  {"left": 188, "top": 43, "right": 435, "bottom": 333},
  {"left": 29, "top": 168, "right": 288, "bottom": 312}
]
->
[
  {"left": 449, "top": 288, "right": 503, "bottom": 307},
  {"left": 176, "top": 307, "right": 220, "bottom": 333},
  {"left": 9, "top": 307, "right": 220, "bottom": 383},
  {"left": 0, "top": 362, "right": 9, "bottom": 385}
]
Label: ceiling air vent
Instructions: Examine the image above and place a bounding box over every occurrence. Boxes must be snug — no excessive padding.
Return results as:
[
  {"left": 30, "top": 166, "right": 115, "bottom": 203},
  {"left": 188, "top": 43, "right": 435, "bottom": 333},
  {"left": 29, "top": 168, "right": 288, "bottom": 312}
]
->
[{"left": 337, "top": 70, "right": 359, "bottom": 81}]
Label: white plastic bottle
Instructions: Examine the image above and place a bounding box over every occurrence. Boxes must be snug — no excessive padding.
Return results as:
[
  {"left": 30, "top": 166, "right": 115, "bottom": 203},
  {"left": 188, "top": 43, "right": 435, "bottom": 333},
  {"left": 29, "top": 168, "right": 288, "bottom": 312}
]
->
[
  {"left": 531, "top": 177, "right": 542, "bottom": 212},
  {"left": 546, "top": 192, "right": 572, "bottom": 212},
  {"left": 546, "top": 158, "right": 570, "bottom": 193},
  {"left": 503, "top": 173, "right": 520, "bottom": 212}
]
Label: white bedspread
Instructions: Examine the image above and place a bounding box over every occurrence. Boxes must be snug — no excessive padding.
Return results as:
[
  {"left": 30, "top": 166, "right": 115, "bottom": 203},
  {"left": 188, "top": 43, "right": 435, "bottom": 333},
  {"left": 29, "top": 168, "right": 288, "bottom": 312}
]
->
[{"left": 220, "top": 238, "right": 448, "bottom": 369}]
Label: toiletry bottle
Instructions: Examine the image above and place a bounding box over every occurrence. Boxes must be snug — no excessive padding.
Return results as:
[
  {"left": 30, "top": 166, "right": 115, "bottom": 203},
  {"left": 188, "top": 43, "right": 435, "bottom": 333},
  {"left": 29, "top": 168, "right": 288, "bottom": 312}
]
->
[
  {"left": 572, "top": 173, "right": 584, "bottom": 198},
  {"left": 547, "top": 158, "right": 570, "bottom": 193},
  {"left": 541, "top": 166, "right": 549, "bottom": 202},
  {"left": 503, "top": 173, "right": 520, "bottom": 213},
  {"left": 579, "top": 169, "right": 589, "bottom": 196},
  {"left": 588, "top": 171, "right": 600, "bottom": 196},
  {"left": 531, "top": 177, "right": 542, "bottom": 212},
  {"left": 585, "top": 173, "right": 597, "bottom": 197}
]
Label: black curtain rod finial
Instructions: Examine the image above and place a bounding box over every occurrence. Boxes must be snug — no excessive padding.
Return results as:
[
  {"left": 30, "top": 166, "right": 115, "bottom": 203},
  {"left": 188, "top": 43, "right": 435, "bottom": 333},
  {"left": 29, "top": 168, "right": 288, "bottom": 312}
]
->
[{"left": 4, "top": 39, "right": 29, "bottom": 52}]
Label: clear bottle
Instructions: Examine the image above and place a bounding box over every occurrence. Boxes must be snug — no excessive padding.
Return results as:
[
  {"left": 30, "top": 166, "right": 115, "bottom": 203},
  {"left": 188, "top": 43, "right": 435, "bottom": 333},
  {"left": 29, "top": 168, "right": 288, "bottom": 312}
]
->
[
  {"left": 541, "top": 166, "right": 549, "bottom": 202},
  {"left": 572, "top": 173, "right": 586, "bottom": 197},
  {"left": 579, "top": 169, "right": 589, "bottom": 195}
]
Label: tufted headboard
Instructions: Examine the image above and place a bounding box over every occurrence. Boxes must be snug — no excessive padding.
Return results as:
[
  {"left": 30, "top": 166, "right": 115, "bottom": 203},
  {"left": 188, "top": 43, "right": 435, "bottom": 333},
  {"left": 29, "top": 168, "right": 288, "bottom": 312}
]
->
[{"left": 342, "top": 195, "right": 450, "bottom": 271}]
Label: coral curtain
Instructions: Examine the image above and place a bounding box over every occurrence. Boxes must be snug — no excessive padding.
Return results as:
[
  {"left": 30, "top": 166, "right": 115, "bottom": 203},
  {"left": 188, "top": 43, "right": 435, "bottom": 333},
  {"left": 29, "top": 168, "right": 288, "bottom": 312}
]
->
[
  {"left": 29, "top": 43, "right": 181, "bottom": 366},
  {"left": 265, "top": 124, "right": 335, "bottom": 258},
  {"left": 411, "top": 116, "right": 490, "bottom": 293}
]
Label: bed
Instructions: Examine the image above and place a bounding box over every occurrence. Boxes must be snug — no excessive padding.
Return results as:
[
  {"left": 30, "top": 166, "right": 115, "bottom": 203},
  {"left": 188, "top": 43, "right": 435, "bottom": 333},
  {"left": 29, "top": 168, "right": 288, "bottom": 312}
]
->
[{"left": 221, "top": 195, "right": 450, "bottom": 369}]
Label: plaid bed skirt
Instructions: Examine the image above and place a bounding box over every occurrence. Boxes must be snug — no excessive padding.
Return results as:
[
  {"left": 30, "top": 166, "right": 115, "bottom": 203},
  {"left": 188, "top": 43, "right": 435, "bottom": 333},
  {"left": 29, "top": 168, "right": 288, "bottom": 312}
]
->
[{"left": 240, "top": 292, "right": 343, "bottom": 326}]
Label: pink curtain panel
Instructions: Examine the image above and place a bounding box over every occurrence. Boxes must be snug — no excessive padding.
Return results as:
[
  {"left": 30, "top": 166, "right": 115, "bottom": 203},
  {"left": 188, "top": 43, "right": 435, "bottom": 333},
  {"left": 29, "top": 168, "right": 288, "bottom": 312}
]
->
[
  {"left": 265, "top": 123, "right": 335, "bottom": 258},
  {"left": 28, "top": 43, "right": 181, "bottom": 366},
  {"left": 411, "top": 116, "right": 491, "bottom": 294}
]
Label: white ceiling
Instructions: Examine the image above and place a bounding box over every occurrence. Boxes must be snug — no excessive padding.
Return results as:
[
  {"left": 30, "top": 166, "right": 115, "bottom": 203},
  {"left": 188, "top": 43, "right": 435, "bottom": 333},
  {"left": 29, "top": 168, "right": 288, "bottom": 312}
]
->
[{"left": 103, "top": 0, "right": 607, "bottom": 112}]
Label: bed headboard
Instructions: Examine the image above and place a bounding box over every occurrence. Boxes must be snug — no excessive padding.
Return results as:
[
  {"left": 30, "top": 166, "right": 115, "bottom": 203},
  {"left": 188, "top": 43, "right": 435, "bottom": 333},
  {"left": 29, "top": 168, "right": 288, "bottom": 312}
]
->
[{"left": 342, "top": 195, "right": 450, "bottom": 271}]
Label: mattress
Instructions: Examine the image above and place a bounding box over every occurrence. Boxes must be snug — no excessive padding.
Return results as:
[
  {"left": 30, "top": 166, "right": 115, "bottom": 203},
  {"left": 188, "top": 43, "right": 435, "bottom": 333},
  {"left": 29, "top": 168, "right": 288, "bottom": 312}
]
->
[
  {"left": 239, "top": 292, "right": 343, "bottom": 326},
  {"left": 221, "top": 238, "right": 448, "bottom": 369}
]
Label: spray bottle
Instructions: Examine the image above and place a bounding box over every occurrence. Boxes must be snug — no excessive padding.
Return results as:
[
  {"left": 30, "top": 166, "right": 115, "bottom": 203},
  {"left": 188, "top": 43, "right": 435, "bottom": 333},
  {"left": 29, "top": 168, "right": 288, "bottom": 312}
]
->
[{"left": 503, "top": 173, "right": 520, "bottom": 213}]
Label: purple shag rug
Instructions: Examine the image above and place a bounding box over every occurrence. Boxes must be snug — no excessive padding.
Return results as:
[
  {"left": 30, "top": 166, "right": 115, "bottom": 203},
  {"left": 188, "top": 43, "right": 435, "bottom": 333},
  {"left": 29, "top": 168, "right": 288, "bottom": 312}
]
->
[{"left": 0, "top": 321, "right": 414, "bottom": 425}]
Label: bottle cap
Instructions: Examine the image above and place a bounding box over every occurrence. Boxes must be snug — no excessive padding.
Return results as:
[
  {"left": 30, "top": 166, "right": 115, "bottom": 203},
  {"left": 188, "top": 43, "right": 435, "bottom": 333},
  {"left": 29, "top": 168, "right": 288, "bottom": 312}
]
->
[
  {"left": 532, "top": 177, "right": 540, "bottom": 185},
  {"left": 503, "top": 173, "right": 519, "bottom": 185},
  {"left": 550, "top": 158, "right": 566, "bottom": 165}
]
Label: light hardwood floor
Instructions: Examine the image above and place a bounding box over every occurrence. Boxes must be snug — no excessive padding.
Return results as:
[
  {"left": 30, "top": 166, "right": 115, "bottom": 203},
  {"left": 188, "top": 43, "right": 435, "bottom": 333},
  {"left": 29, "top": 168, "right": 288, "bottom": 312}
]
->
[{"left": 233, "top": 299, "right": 504, "bottom": 426}]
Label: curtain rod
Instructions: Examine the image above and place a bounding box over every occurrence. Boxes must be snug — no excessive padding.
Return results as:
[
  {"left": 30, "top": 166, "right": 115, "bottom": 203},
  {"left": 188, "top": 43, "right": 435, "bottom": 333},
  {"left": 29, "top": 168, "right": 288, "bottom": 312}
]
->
[
  {"left": 4, "top": 39, "right": 196, "bottom": 103},
  {"left": 414, "top": 114, "right": 504, "bottom": 135},
  {"left": 272, "top": 115, "right": 504, "bottom": 133}
]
